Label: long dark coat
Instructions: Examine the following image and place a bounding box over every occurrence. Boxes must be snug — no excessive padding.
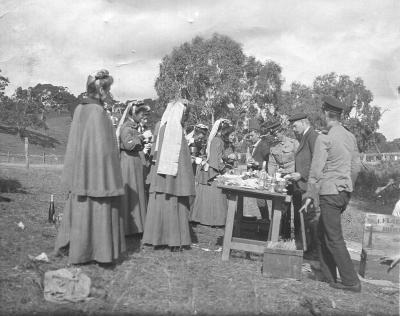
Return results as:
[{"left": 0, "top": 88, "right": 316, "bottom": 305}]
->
[
  {"left": 119, "top": 119, "right": 147, "bottom": 235},
  {"left": 295, "top": 127, "right": 319, "bottom": 192},
  {"left": 55, "top": 98, "right": 126, "bottom": 264}
]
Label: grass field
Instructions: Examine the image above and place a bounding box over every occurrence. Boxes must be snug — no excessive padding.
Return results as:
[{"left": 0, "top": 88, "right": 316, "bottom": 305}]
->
[{"left": 0, "top": 165, "right": 399, "bottom": 315}]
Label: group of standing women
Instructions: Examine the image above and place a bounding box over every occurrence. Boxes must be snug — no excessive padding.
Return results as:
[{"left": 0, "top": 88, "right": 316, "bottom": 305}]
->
[{"left": 54, "top": 69, "right": 238, "bottom": 264}]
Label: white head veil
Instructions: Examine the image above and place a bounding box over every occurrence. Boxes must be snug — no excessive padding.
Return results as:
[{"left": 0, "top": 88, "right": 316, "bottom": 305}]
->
[{"left": 115, "top": 102, "right": 136, "bottom": 149}]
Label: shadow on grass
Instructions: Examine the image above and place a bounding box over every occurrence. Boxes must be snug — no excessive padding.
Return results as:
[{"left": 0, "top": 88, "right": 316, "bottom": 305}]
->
[
  {"left": 0, "top": 196, "right": 11, "bottom": 202},
  {"left": 0, "top": 125, "right": 60, "bottom": 149},
  {"left": 190, "top": 223, "right": 198, "bottom": 244},
  {"left": 0, "top": 177, "right": 27, "bottom": 194}
]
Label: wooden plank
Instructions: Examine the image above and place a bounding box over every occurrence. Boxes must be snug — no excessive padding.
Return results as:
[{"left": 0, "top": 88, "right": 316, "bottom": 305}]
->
[
  {"left": 230, "top": 241, "right": 266, "bottom": 254},
  {"left": 269, "top": 210, "right": 282, "bottom": 242},
  {"left": 222, "top": 195, "right": 237, "bottom": 261},
  {"left": 262, "top": 248, "right": 303, "bottom": 280},
  {"left": 218, "top": 184, "right": 287, "bottom": 199},
  {"left": 232, "top": 237, "right": 268, "bottom": 247}
]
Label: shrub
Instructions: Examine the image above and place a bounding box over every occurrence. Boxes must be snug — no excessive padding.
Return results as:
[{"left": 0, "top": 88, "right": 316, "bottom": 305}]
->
[{"left": 354, "top": 160, "right": 400, "bottom": 205}]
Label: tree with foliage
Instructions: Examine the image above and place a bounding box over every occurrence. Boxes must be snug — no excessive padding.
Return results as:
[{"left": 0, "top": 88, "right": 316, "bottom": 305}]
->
[
  {"left": 280, "top": 82, "right": 325, "bottom": 128},
  {"left": 371, "top": 133, "right": 400, "bottom": 153},
  {"left": 0, "top": 69, "right": 9, "bottom": 97},
  {"left": 0, "top": 86, "right": 47, "bottom": 138},
  {"left": 29, "top": 84, "right": 78, "bottom": 115},
  {"left": 235, "top": 58, "right": 283, "bottom": 116},
  {"left": 281, "top": 73, "right": 382, "bottom": 152},
  {"left": 155, "top": 34, "right": 284, "bottom": 132},
  {"left": 155, "top": 33, "right": 246, "bottom": 126},
  {"left": 313, "top": 72, "right": 381, "bottom": 152}
]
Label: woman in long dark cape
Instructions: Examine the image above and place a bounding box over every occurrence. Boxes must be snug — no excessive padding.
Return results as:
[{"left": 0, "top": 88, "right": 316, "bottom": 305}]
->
[{"left": 55, "top": 70, "right": 126, "bottom": 264}]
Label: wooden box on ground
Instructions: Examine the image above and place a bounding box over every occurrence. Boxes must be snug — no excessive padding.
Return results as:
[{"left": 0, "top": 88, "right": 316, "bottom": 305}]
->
[
  {"left": 262, "top": 248, "right": 303, "bottom": 280},
  {"left": 359, "top": 212, "right": 400, "bottom": 282}
]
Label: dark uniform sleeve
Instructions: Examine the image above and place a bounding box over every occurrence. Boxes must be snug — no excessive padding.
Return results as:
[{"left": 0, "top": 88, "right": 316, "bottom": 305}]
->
[{"left": 120, "top": 124, "right": 143, "bottom": 152}]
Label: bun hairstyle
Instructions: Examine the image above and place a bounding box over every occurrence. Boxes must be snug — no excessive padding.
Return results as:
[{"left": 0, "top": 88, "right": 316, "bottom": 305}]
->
[
  {"left": 126, "top": 100, "right": 150, "bottom": 116},
  {"left": 86, "top": 69, "right": 114, "bottom": 99}
]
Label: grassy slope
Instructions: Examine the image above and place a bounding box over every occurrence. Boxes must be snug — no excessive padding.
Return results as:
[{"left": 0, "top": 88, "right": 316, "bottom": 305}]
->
[
  {"left": 0, "top": 112, "right": 71, "bottom": 156},
  {"left": 0, "top": 166, "right": 398, "bottom": 315}
]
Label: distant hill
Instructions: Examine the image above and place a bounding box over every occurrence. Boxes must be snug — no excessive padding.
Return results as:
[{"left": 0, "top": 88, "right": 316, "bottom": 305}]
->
[{"left": 0, "top": 111, "right": 71, "bottom": 156}]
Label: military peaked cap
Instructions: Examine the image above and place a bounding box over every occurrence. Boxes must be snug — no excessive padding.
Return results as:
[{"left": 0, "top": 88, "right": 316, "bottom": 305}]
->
[
  {"left": 288, "top": 112, "right": 308, "bottom": 123},
  {"left": 321, "top": 95, "right": 346, "bottom": 113}
]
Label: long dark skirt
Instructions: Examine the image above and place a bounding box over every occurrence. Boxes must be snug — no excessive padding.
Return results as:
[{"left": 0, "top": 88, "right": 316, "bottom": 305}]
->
[
  {"left": 120, "top": 151, "right": 147, "bottom": 235},
  {"left": 142, "top": 192, "right": 191, "bottom": 247},
  {"left": 55, "top": 194, "right": 126, "bottom": 264},
  {"left": 190, "top": 180, "right": 228, "bottom": 226}
]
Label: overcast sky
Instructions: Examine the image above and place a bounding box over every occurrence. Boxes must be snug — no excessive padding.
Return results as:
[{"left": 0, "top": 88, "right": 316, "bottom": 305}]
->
[{"left": 0, "top": 0, "right": 399, "bottom": 140}]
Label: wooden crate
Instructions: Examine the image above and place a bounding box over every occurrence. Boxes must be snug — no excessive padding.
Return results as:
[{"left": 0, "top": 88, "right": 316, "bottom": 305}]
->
[
  {"left": 262, "top": 248, "right": 303, "bottom": 280},
  {"left": 359, "top": 213, "right": 400, "bottom": 281}
]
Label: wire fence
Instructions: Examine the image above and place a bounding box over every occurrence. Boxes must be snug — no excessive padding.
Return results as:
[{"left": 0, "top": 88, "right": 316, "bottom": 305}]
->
[{"left": 0, "top": 152, "right": 64, "bottom": 165}]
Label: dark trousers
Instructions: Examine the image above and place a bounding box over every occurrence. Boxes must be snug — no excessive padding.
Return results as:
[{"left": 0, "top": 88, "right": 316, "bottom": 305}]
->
[
  {"left": 256, "top": 199, "right": 269, "bottom": 220},
  {"left": 289, "top": 188, "right": 302, "bottom": 240},
  {"left": 280, "top": 184, "right": 299, "bottom": 240},
  {"left": 318, "top": 192, "right": 359, "bottom": 285}
]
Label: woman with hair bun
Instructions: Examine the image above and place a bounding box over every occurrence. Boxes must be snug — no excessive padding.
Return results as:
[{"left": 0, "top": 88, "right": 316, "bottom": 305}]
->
[
  {"left": 55, "top": 69, "right": 126, "bottom": 264},
  {"left": 190, "top": 120, "right": 236, "bottom": 226}
]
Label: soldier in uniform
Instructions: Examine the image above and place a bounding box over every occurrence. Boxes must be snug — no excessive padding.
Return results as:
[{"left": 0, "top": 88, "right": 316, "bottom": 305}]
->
[
  {"left": 267, "top": 121, "right": 299, "bottom": 176},
  {"left": 266, "top": 121, "right": 299, "bottom": 240},
  {"left": 301, "top": 96, "right": 361, "bottom": 292}
]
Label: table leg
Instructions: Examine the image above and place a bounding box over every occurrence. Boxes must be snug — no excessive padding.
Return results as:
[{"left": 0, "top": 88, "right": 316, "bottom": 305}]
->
[
  {"left": 269, "top": 197, "right": 284, "bottom": 242},
  {"left": 234, "top": 195, "right": 244, "bottom": 237},
  {"left": 222, "top": 195, "right": 237, "bottom": 261}
]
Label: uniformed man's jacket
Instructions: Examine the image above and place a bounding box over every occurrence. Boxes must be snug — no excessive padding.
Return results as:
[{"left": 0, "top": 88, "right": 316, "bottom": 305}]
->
[
  {"left": 268, "top": 136, "right": 299, "bottom": 175},
  {"left": 305, "top": 124, "right": 361, "bottom": 203},
  {"left": 295, "top": 127, "right": 319, "bottom": 192},
  {"left": 252, "top": 139, "right": 270, "bottom": 171}
]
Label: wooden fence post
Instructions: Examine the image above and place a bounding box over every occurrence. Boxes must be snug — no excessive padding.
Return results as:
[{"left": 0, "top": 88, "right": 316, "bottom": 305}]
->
[
  {"left": 25, "top": 137, "right": 29, "bottom": 169},
  {"left": 42, "top": 152, "right": 46, "bottom": 164}
]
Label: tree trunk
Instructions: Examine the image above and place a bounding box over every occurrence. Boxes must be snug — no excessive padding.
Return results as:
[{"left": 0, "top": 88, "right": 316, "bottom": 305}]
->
[{"left": 17, "top": 127, "right": 24, "bottom": 140}]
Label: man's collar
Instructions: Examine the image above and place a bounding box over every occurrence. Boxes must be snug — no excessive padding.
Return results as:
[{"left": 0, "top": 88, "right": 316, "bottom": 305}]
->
[{"left": 303, "top": 126, "right": 310, "bottom": 135}]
